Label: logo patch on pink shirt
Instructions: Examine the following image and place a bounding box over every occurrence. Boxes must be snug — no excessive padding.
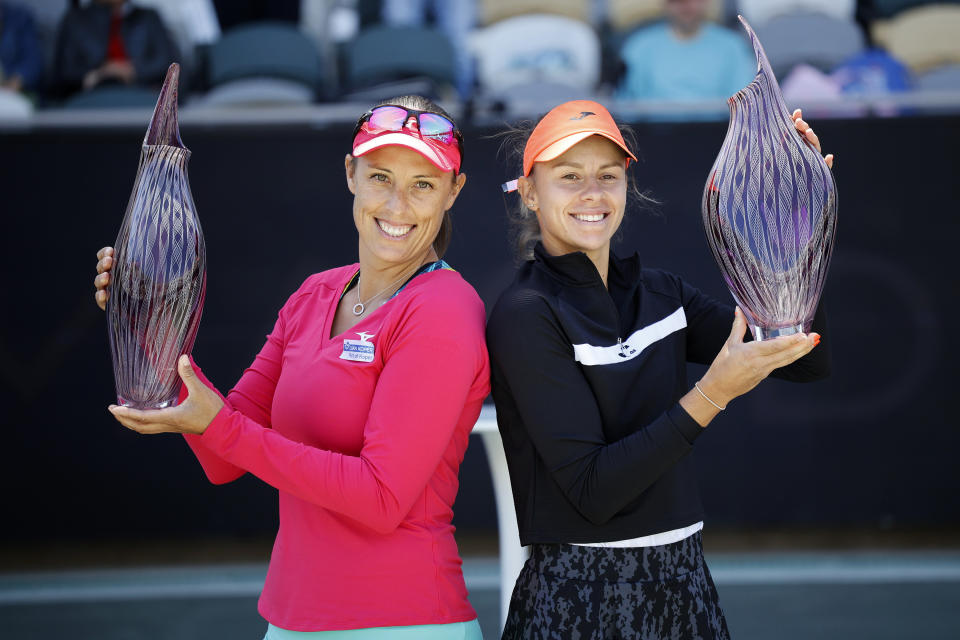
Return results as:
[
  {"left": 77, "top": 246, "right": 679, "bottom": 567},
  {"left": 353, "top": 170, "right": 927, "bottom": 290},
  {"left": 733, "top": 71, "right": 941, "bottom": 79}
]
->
[{"left": 340, "top": 332, "right": 375, "bottom": 363}]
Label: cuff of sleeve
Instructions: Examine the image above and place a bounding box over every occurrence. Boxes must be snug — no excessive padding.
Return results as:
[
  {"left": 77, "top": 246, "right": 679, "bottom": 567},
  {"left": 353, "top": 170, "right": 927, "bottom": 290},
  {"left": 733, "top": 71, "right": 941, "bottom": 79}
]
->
[
  {"left": 668, "top": 403, "right": 704, "bottom": 444},
  {"left": 199, "top": 403, "right": 234, "bottom": 452}
]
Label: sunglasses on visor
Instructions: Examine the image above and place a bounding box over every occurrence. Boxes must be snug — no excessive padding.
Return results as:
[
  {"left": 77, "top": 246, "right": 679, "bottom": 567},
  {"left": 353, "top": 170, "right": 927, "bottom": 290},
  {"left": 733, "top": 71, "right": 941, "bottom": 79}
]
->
[{"left": 353, "top": 105, "right": 463, "bottom": 149}]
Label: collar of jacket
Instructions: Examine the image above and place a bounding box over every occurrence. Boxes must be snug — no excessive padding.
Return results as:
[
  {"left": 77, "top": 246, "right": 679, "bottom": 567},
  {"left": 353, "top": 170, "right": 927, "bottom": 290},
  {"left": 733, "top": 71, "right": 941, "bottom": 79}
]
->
[{"left": 532, "top": 241, "right": 642, "bottom": 292}]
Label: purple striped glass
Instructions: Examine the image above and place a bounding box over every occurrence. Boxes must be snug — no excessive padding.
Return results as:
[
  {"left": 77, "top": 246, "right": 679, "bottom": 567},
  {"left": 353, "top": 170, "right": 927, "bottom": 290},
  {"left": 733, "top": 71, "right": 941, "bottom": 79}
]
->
[
  {"left": 702, "top": 16, "right": 837, "bottom": 340},
  {"left": 106, "top": 64, "right": 206, "bottom": 409}
]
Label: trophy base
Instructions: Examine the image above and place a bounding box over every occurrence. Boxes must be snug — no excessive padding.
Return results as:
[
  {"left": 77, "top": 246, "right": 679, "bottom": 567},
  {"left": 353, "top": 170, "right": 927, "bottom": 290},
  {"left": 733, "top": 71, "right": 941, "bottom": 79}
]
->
[
  {"left": 751, "top": 324, "right": 804, "bottom": 341},
  {"left": 116, "top": 395, "right": 177, "bottom": 410}
]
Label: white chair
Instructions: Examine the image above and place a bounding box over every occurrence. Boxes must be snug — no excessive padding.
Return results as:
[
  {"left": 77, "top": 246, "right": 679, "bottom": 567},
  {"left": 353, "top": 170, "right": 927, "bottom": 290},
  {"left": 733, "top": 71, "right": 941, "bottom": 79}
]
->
[
  {"left": 471, "top": 406, "right": 528, "bottom": 635},
  {"left": 470, "top": 14, "right": 601, "bottom": 105}
]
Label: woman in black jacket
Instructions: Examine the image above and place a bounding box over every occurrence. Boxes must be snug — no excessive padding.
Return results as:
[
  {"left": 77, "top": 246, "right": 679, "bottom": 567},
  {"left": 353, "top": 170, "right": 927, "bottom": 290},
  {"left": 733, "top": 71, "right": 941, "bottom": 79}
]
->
[{"left": 487, "top": 100, "right": 833, "bottom": 639}]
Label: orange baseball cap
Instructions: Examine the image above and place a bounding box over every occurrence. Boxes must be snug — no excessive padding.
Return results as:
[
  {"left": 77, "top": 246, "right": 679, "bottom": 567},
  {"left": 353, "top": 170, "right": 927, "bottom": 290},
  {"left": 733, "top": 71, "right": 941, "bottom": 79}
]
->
[{"left": 523, "top": 100, "right": 637, "bottom": 177}]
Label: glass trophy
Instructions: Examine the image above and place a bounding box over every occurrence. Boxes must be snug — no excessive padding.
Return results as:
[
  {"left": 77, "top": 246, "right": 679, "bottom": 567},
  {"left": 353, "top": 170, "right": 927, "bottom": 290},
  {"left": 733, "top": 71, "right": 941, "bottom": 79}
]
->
[
  {"left": 702, "top": 16, "right": 837, "bottom": 340},
  {"left": 106, "top": 63, "right": 206, "bottom": 409}
]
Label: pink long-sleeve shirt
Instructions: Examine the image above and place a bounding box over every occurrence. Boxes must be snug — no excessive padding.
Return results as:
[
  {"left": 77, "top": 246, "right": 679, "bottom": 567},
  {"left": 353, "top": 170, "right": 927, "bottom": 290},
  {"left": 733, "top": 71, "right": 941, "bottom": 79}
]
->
[{"left": 180, "top": 264, "right": 490, "bottom": 631}]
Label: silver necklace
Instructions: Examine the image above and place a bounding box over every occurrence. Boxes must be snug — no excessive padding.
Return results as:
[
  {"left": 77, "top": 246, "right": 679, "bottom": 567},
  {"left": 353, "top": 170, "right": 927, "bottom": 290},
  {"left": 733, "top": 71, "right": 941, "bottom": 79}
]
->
[{"left": 352, "top": 268, "right": 416, "bottom": 316}]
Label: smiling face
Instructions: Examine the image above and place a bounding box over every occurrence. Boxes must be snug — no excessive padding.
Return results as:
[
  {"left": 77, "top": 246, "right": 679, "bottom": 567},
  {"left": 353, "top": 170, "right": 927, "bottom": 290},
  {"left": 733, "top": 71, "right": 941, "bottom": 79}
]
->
[
  {"left": 519, "top": 135, "right": 628, "bottom": 266},
  {"left": 346, "top": 145, "right": 465, "bottom": 271}
]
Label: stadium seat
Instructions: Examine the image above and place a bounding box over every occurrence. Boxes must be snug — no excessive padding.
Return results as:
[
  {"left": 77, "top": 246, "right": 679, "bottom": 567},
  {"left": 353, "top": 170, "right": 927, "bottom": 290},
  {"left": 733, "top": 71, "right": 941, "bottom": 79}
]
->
[
  {"left": 62, "top": 86, "right": 163, "bottom": 109},
  {"left": 344, "top": 25, "right": 456, "bottom": 95},
  {"left": 916, "top": 64, "right": 960, "bottom": 90},
  {"left": 203, "top": 22, "right": 322, "bottom": 105},
  {"left": 200, "top": 78, "right": 316, "bottom": 106},
  {"left": 755, "top": 11, "right": 865, "bottom": 76},
  {"left": 736, "top": 0, "right": 855, "bottom": 26},
  {"left": 872, "top": 5, "right": 960, "bottom": 73},
  {"left": 469, "top": 14, "right": 600, "bottom": 103},
  {"left": 871, "top": 0, "right": 958, "bottom": 19}
]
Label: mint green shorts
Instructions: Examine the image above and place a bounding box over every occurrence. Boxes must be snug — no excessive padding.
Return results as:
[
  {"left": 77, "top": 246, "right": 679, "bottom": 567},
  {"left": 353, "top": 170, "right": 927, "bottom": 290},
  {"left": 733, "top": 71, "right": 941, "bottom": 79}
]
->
[{"left": 264, "top": 619, "right": 483, "bottom": 639}]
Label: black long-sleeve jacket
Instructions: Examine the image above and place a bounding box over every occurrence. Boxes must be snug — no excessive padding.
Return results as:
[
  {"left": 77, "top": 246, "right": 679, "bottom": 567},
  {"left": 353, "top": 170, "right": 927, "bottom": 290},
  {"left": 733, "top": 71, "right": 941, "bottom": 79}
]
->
[
  {"left": 54, "top": 4, "right": 178, "bottom": 95},
  {"left": 487, "top": 242, "right": 829, "bottom": 545}
]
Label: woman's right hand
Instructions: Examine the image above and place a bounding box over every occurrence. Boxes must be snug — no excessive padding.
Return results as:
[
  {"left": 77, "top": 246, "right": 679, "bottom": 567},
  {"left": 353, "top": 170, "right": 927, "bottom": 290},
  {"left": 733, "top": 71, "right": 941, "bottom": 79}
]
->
[
  {"left": 697, "top": 307, "right": 820, "bottom": 409},
  {"left": 94, "top": 246, "right": 114, "bottom": 310}
]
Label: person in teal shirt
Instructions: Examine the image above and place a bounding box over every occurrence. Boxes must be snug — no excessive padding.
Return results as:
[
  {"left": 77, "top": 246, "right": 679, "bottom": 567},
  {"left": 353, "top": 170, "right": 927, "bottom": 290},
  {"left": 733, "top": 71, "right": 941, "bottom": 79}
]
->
[{"left": 618, "top": 0, "right": 756, "bottom": 103}]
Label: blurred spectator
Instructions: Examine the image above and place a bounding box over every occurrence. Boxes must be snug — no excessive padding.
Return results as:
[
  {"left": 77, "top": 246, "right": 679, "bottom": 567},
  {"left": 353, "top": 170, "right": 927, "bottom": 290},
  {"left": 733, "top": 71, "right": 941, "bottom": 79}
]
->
[
  {"left": 618, "top": 0, "right": 755, "bottom": 101},
  {"left": 831, "top": 48, "right": 914, "bottom": 116},
  {"left": 54, "top": 0, "right": 178, "bottom": 97},
  {"left": 832, "top": 48, "right": 912, "bottom": 95},
  {"left": 381, "top": 0, "right": 474, "bottom": 99},
  {"left": 606, "top": 0, "right": 721, "bottom": 31},
  {"left": 0, "top": 1, "right": 43, "bottom": 94}
]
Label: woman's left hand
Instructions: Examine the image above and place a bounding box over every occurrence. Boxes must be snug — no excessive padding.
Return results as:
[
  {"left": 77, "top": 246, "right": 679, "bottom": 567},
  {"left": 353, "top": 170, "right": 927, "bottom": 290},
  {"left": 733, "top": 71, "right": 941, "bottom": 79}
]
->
[
  {"left": 109, "top": 355, "right": 224, "bottom": 435},
  {"left": 792, "top": 108, "right": 834, "bottom": 169}
]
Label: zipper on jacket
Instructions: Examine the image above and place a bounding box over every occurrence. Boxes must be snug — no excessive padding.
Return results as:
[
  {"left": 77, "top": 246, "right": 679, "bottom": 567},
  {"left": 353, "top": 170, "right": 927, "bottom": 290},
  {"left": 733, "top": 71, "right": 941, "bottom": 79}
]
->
[{"left": 618, "top": 337, "right": 627, "bottom": 358}]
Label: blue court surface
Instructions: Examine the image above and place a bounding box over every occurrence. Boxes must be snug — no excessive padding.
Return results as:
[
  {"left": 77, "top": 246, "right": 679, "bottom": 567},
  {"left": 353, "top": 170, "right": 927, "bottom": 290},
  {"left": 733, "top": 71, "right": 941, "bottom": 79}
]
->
[{"left": 2, "top": 551, "right": 959, "bottom": 639}]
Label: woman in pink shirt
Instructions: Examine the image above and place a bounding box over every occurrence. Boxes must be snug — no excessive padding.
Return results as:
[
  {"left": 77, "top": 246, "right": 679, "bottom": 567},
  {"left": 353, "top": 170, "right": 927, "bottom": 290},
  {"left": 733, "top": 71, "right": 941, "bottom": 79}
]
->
[{"left": 94, "top": 96, "right": 489, "bottom": 639}]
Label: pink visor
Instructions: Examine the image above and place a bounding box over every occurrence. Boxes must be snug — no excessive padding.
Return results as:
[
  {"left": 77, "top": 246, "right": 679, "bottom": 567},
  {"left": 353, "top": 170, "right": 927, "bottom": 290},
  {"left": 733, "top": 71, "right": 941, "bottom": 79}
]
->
[{"left": 351, "top": 112, "right": 462, "bottom": 174}]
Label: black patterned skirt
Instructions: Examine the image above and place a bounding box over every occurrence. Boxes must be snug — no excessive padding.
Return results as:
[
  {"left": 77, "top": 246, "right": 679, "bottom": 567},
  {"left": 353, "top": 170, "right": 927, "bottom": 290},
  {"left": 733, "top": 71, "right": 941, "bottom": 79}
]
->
[{"left": 501, "top": 531, "right": 730, "bottom": 640}]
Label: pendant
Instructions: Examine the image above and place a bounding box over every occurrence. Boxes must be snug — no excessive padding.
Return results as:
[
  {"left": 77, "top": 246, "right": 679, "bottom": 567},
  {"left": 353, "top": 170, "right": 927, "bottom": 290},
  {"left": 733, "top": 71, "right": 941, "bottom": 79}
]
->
[{"left": 352, "top": 302, "right": 365, "bottom": 316}]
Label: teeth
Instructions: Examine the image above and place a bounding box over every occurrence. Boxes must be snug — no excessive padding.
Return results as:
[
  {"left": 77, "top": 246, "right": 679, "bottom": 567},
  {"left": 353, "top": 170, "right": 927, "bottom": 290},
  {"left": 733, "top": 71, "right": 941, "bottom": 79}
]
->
[
  {"left": 573, "top": 213, "right": 606, "bottom": 222},
  {"left": 377, "top": 219, "right": 413, "bottom": 237}
]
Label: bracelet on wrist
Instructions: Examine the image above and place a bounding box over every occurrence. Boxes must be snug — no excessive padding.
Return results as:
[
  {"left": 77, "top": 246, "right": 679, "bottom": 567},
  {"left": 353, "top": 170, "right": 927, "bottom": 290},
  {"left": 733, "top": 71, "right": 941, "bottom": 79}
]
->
[{"left": 694, "top": 381, "right": 726, "bottom": 411}]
